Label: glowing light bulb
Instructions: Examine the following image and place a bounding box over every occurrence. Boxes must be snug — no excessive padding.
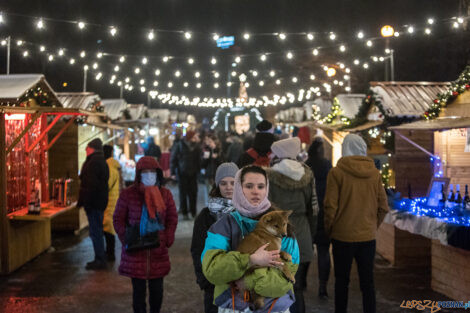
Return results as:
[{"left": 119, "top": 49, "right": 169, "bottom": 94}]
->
[
  {"left": 260, "top": 54, "right": 267, "bottom": 61},
  {"left": 69, "top": 58, "right": 75, "bottom": 65},
  {"left": 366, "top": 40, "right": 373, "bottom": 47},
  {"left": 235, "top": 56, "right": 241, "bottom": 63},
  {"left": 427, "top": 18, "right": 434, "bottom": 25},
  {"left": 252, "top": 71, "right": 258, "bottom": 77},
  {"left": 408, "top": 26, "right": 414, "bottom": 33},
  {"left": 48, "top": 55, "right": 54, "bottom": 62},
  {"left": 340, "top": 45, "right": 346, "bottom": 52},
  {"left": 363, "top": 63, "right": 369, "bottom": 69},
  {"left": 310, "top": 74, "right": 315, "bottom": 80},
  {"left": 155, "top": 69, "right": 161, "bottom": 76},
  {"left": 97, "top": 52, "right": 103, "bottom": 58},
  {"left": 211, "top": 57, "right": 217, "bottom": 65},
  {"left": 425, "top": 28, "right": 431, "bottom": 35},
  {"left": 23, "top": 51, "right": 29, "bottom": 57},
  {"left": 58, "top": 49, "right": 65, "bottom": 56},
  {"left": 135, "top": 67, "right": 140, "bottom": 74},
  {"left": 163, "top": 56, "right": 169, "bottom": 63},
  {"left": 16, "top": 40, "right": 23, "bottom": 46},
  {"left": 259, "top": 81, "right": 264, "bottom": 86},
  {"left": 175, "top": 70, "right": 181, "bottom": 77},
  {"left": 292, "top": 77, "right": 298, "bottom": 83},
  {"left": 119, "top": 56, "right": 125, "bottom": 63},
  {"left": 307, "top": 33, "right": 314, "bottom": 40},
  {"left": 213, "top": 34, "right": 219, "bottom": 41},
  {"left": 110, "top": 27, "right": 117, "bottom": 36},
  {"left": 148, "top": 31, "right": 155, "bottom": 40},
  {"left": 114, "top": 65, "right": 120, "bottom": 72},
  {"left": 80, "top": 51, "right": 86, "bottom": 58},
  {"left": 279, "top": 33, "right": 286, "bottom": 40},
  {"left": 394, "top": 31, "right": 400, "bottom": 37},
  {"left": 312, "top": 49, "right": 319, "bottom": 56},
  {"left": 93, "top": 62, "right": 98, "bottom": 69},
  {"left": 168, "top": 82, "right": 173, "bottom": 88},
  {"left": 184, "top": 32, "right": 192, "bottom": 39},
  {"left": 153, "top": 81, "right": 159, "bottom": 87},
  {"left": 40, "top": 45, "right": 46, "bottom": 52},
  {"left": 214, "top": 83, "right": 219, "bottom": 89},
  {"left": 184, "top": 82, "right": 189, "bottom": 87},
  {"left": 196, "top": 83, "right": 202, "bottom": 89},
  {"left": 243, "top": 33, "right": 250, "bottom": 40},
  {"left": 78, "top": 21, "right": 85, "bottom": 29},
  {"left": 142, "top": 57, "right": 148, "bottom": 64},
  {"left": 286, "top": 52, "right": 293, "bottom": 59},
  {"left": 36, "top": 19, "right": 44, "bottom": 29},
  {"left": 357, "top": 31, "right": 364, "bottom": 39},
  {"left": 231, "top": 71, "right": 237, "bottom": 77},
  {"left": 270, "top": 71, "right": 275, "bottom": 77},
  {"left": 195, "top": 72, "right": 201, "bottom": 78},
  {"left": 329, "top": 33, "right": 336, "bottom": 40}
]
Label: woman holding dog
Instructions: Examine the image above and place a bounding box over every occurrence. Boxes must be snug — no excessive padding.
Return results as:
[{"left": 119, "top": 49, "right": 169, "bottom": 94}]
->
[
  {"left": 202, "top": 165, "right": 300, "bottom": 313},
  {"left": 191, "top": 162, "right": 239, "bottom": 313}
]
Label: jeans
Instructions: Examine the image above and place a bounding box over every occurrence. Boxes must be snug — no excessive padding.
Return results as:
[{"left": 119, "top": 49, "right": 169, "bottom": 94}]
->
[
  {"left": 204, "top": 287, "right": 218, "bottom": 313},
  {"left": 290, "top": 262, "right": 310, "bottom": 313},
  {"left": 131, "top": 277, "right": 164, "bottom": 313},
  {"left": 85, "top": 209, "right": 105, "bottom": 263},
  {"left": 332, "top": 239, "right": 376, "bottom": 313},
  {"left": 316, "top": 243, "right": 331, "bottom": 283},
  {"left": 178, "top": 175, "right": 198, "bottom": 216}
]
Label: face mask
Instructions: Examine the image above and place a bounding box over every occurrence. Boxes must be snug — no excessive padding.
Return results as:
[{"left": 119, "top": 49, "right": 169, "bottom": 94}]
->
[{"left": 141, "top": 172, "right": 157, "bottom": 186}]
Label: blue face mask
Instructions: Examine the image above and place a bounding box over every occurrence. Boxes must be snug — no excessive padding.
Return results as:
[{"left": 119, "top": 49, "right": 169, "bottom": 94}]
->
[{"left": 141, "top": 172, "right": 157, "bottom": 186}]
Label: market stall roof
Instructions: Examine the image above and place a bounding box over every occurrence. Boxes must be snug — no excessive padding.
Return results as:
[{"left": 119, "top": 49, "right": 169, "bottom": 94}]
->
[
  {"left": 341, "top": 120, "right": 383, "bottom": 132},
  {"left": 57, "top": 92, "right": 100, "bottom": 111},
  {"left": 101, "top": 98, "right": 128, "bottom": 120},
  {"left": 336, "top": 93, "right": 366, "bottom": 119},
  {"left": 127, "top": 104, "right": 147, "bottom": 120},
  {"left": 0, "top": 74, "right": 61, "bottom": 107},
  {"left": 389, "top": 116, "right": 470, "bottom": 131},
  {"left": 370, "top": 81, "right": 451, "bottom": 117}
]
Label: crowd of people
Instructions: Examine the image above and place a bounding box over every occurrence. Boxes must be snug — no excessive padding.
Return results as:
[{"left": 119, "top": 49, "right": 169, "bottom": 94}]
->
[{"left": 76, "top": 119, "right": 389, "bottom": 313}]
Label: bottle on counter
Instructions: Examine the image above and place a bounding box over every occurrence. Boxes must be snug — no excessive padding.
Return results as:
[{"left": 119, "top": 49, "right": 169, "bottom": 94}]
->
[
  {"left": 464, "top": 185, "right": 470, "bottom": 210},
  {"left": 448, "top": 184, "right": 455, "bottom": 203},
  {"left": 455, "top": 184, "right": 462, "bottom": 204},
  {"left": 439, "top": 184, "right": 446, "bottom": 207}
]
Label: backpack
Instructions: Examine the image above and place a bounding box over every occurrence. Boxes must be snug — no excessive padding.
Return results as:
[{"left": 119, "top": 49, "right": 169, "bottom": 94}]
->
[{"left": 246, "top": 148, "right": 271, "bottom": 167}]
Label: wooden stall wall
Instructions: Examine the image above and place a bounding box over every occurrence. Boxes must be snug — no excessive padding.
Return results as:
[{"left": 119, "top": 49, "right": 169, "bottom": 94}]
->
[
  {"left": 435, "top": 129, "right": 470, "bottom": 189},
  {"left": 393, "top": 130, "right": 434, "bottom": 197}
]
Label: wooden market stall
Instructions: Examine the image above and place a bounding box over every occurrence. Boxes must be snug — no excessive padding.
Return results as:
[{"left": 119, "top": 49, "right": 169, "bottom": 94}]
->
[
  {"left": 50, "top": 93, "right": 124, "bottom": 233},
  {"left": 378, "top": 70, "right": 470, "bottom": 300},
  {"left": 0, "top": 75, "right": 87, "bottom": 274}
]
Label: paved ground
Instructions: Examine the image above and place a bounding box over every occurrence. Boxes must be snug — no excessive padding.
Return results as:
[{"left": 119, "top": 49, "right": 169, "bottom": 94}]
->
[{"left": 0, "top": 183, "right": 457, "bottom": 313}]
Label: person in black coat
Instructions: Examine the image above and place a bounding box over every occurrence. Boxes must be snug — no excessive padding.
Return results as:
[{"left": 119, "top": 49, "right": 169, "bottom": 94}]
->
[
  {"left": 170, "top": 130, "right": 202, "bottom": 219},
  {"left": 144, "top": 136, "right": 162, "bottom": 161},
  {"left": 77, "top": 138, "right": 110, "bottom": 270},
  {"left": 238, "top": 120, "right": 275, "bottom": 167},
  {"left": 305, "top": 137, "right": 332, "bottom": 299},
  {"left": 190, "top": 162, "right": 238, "bottom": 313}
]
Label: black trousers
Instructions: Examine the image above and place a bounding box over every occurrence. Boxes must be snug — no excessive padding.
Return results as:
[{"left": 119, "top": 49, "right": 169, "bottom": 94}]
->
[
  {"left": 332, "top": 239, "right": 376, "bottom": 313},
  {"left": 178, "top": 175, "right": 198, "bottom": 216},
  {"left": 316, "top": 243, "right": 331, "bottom": 283},
  {"left": 290, "top": 262, "right": 310, "bottom": 313},
  {"left": 203, "top": 287, "right": 218, "bottom": 313},
  {"left": 131, "top": 277, "right": 164, "bottom": 313}
]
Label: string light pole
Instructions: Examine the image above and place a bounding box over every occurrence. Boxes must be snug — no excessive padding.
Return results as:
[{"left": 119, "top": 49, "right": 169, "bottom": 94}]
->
[
  {"left": 4, "top": 36, "right": 11, "bottom": 74},
  {"left": 381, "top": 25, "right": 395, "bottom": 81},
  {"left": 83, "top": 65, "right": 88, "bottom": 92}
]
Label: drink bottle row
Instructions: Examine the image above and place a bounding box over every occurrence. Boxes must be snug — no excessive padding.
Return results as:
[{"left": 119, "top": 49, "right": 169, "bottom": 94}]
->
[{"left": 441, "top": 184, "right": 470, "bottom": 210}]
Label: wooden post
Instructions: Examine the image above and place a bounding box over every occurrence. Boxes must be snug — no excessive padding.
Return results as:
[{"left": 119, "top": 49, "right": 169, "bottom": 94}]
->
[
  {"left": 40, "top": 114, "right": 49, "bottom": 202},
  {"left": 0, "top": 113, "right": 9, "bottom": 274}
]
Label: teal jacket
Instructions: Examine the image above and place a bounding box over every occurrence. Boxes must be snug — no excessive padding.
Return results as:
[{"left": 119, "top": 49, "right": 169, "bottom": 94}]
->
[{"left": 201, "top": 210, "right": 299, "bottom": 313}]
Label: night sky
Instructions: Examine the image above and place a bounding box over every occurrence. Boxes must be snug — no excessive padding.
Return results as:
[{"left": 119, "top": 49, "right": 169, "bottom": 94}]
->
[{"left": 0, "top": 0, "right": 468, "bottom": 116}]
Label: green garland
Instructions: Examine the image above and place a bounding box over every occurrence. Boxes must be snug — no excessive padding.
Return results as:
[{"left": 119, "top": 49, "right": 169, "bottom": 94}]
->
[
  {"left": 18, "top": 86, "right": 54, "bottom": 107},
  {"left": 424, "top": 65, "right": 470, "bottom": 120},
  {"left": 340, "top": 90, "right": 386, "bottom": 130},
  {"left": 380, "top": 163, "right": 392, "bottom": 188}
]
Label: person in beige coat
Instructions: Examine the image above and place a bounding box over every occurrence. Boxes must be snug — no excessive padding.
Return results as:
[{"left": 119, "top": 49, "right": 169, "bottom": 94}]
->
[
  {"left": 324, "top": 134, "right": 389, "bottom": 313},
  {"left": 103, "top": 145, "right": 122, "bottom": 261}
]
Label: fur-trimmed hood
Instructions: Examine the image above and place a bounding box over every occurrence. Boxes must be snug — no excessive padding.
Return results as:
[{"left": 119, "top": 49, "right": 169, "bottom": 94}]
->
[{"left": 266, "top": 160, "right": 313, "bottom": 190}]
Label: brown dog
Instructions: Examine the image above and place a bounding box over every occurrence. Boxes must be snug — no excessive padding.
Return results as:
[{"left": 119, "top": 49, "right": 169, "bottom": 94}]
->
[{"left": 235, "top": 210, "right": 295, "bottom": 310}]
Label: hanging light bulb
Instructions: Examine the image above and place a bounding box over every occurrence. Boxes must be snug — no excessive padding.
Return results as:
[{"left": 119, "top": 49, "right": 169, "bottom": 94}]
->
[
  {"left": 16, "top": 40, "right": 24, "bottom": 46},
  {"left": 213, "top": 33, "right": 219, "bottom": 41},
  {"left": 110, "top": 27, "right": 117, "bottom": 36},
  {"left": 329, "top": 32, "right": 336, "bottom": 40},
  {"left": 148, "top": 30, "right": 155, "bottom": 40},
  {"left": 243, "top": 33, "right": 250, "bottom": 40},
  {"left": 39, "top": 45, "right": 46, "bottom": 52},
  {"left": 93, "top": 62, "right": 98, "bottom": 69},
  {"left": 78, "top": 21, "right": 85, "bottom": 29},
  {"left": 339, "top": 45, "right": 346, "bottom": 52},
  {"left": 36, "top": 19, "right": 44, "bottom": 29},
  {"left": 366, "top": 40, "right": 373, "bottom": 47},
  {"left": 184, "top": 31, "right": 192, "bottom": 39},
  {"left": 407, "top": 26, "right": 414, "bottom": 33},
  {"left": 175, "top": 70, "right": 181, "bottom": 77},
  {"left": 259, "top": 81, "right": 265, "bottom": 86},
  {"left": 231, "top": 71, "right": 237, "bottom": 77},
  {"left": 195, "top": 71, "right": 201, "bottom": 78},
  {"left": 153, "top": 81, "right": 159, "bottom": 86},
  {"left": 357, "top": 31, "right": 364, "bottom": 39},
  {"left": 196, "top": 83, "right": 202, "bottom": 89},
  {"left": 184, "top": 82, "right": 189, "bottom": 87},
  {"left": 114, "top": 65, "right": 120, "bottom": 72},
  {"left": 80, "top": 51, "right": 86, "bottom": 58},
  {"left": 48, "top": 55, "right": 54, "bottom": 62},
  {"left": 286, "top": 52, "right": 293, "bottom": 59},
  {"left": 307, "top": 33, "right": 314, "bottom": 40},
  {"left": 427, "top": 18, "right": 434, "bottom": 25},
  {"left": 363, "top": 63, "right": 369, "bottom": 69},
  {"left": 211, "top": 57, "right": 217, "bottom": 65},
  {"left": 163, "top": 56, "right": 169, "bottom": 63},
  {"left": 310, "top": 74, "right": 315, "bottom": 80},
  {"left": 312, "top": 49, "right": 319, "bottom": 56},
  {"left": 155, "top": 69, "right": 161, "bottom": 76},
  {"left": 135, "top": 67, "right": 141, "bottom": 74},
  {"left": 58, "top": 49, "right": 65, "bottom": 56},
  {"left": 457, "top": 17, "right": 464, "bottom": 24},
  {"left": 227, "top": 82, "right": 232, "bottom": 87},
  {"left": 292, "top": 77, "right": 298, "bottom": 83},
  {"left": 139, "top": 79, "right": 145, "bottom": 85},
  {"left": 278, "top": 33, "right": 286, "bottom": 40},
  {"left": 252, "top": 71, "right": 258, "bottom": 77},
  {"left": 168, "top": 82, "right": 173, "bottom": 88},
  {"left": 23, "top": 51, "right": 29, "bottom": 57},
  {"left": 214, "top": 83, "right": 219, "bottom": 89},
  {"left": 69, "top": 58, "right": 75, "bottom": 65},
  {"left": 235, "top": 56, "right": 241, "bottom": 63},
  {"left": 140, "top": 86, "right": 146, "bottom": 92},
  {"left": 425, "top": 28, "right": 431, "bottom": 35},
  {"left": 95, "top": 73, "right": 103, "bottom": 80},
  {"left": 394, "top": 31, "right": 400, "bottom": 37},
  {"left": 269, "top": 70, "right": 275, "bottom": 77},
  {"left": 452, "top": 22, "right": 459, "bottom": 29},
  {"left": 119, "top": 56, "right": 125, "bottom": 63},
  {"left": 260, "top": 54, "right": 267, "bottom": 61},
  {"left": 141, "top": 57, "right": 148, "bottom": 64}
]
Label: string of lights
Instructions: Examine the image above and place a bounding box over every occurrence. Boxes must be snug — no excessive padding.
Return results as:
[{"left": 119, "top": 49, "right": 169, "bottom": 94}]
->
[{"left": 0, "top": 11, "right": 466, "bottom": 46}]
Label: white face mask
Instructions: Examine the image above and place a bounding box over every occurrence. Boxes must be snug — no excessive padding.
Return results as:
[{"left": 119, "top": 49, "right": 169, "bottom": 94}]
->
[{"left": 141, "top": 172, "right": 157, "bottom": 186}]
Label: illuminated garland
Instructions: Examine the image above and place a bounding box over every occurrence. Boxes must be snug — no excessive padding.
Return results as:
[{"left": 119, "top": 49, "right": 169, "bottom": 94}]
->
[
  {"left": 313, "top": 97, "right": 351, "bottom": 125},
  {"left": 17, "top": 86, "right": 54, "bottom": 107},
  {"left": 380, "top": 162, "right": 392, "bottom": 188},
  {"left": 424, "top": 65, "right": 470, "bottom": 120}
]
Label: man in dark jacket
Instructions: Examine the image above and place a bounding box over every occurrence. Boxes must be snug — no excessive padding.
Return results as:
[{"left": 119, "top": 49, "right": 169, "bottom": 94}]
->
[
  {"left": 306, "top": 137, "right": 333, "bottom": 299},
  {"left": 238, "top": 120, "right": 275, "bottom": 167},
  {"left": 78, "top": 138, "right": 110, "bottom": 270},
  {"left": 170, "top": 130, "right": 201, "bottom": 219}
]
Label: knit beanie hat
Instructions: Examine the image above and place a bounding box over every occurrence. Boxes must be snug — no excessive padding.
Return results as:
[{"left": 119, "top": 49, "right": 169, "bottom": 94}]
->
[
  {"left": 256, "top": 120, "right": 274, "bottom": 134},
  {"left": 136, "top": 156, "right": 161, "bottom": 171},
  {"left": 271, "top": 137, "right": 301, "bottom": 159},
  {"left": 87, "top": 138, "right": 103, "bottom": 151},
  {"left": 215, "top": 162, "right": 239, "bottom": 186},
  {"left": 185, "top": 130, "right": 196, "bottom": 141}
]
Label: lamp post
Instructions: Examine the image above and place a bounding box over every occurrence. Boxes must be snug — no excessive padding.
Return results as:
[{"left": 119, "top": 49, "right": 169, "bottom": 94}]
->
[
  {"left": 83, "top": 65, "right": 89, "bottom": 92},
  {"left": 381, "top": 25, "right": 394, "bottom": 81}
]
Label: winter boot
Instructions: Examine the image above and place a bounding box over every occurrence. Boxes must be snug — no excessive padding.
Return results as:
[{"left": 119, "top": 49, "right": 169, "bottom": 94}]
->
[
  {"left": 104, "top": 232, "right": 115, "bottom": 261},
  {"left": 319, "top": 280, "right": 328, "bottom": 300}
]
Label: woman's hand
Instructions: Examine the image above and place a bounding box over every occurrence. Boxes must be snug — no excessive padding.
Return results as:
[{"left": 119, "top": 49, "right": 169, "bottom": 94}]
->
[{"left": 249, "top": 243, "right": 283, "bottom": 268}]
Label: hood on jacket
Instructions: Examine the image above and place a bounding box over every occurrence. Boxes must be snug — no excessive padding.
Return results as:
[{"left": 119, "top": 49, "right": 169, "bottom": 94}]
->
[
  {"left": 267, "top": 161, "right": 313, "bottom": 190},
  {"left": 337, "top": 156, "right": 378, "bottom": 178},
  {"left": 107, "top": 158, "right": 121, "bottom": 170},
  {"left": 252, "top": 132, "right": 275, "bottom": 155},
  {"left": 342, "top": 134, "right": 367, "bottom": 157},
  {"left": 135, "top": 156, "right": 163, "bottom": 186}
]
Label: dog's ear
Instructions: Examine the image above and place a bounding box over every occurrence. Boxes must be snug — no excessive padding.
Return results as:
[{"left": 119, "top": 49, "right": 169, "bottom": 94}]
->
[
  {"left": 263, "top": 214, "right": 273, "bottom": 223},
  {"left": 283, "top": 210, "right": 293, "bottom": 218}
]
